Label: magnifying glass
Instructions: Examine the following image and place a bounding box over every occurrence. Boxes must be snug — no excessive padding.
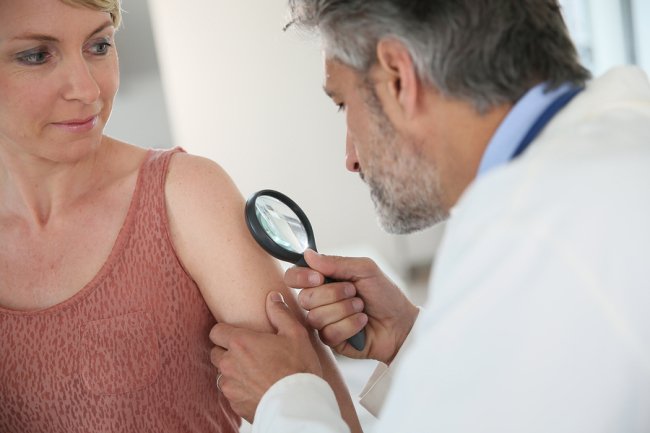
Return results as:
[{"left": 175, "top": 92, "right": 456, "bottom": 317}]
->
[{"left": 245, "top": 189, "right": 367, "bottom": 351}]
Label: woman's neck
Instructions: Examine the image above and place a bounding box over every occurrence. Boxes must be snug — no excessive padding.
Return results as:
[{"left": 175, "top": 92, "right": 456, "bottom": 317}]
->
[{"left": 0, "top": 140, "right": 110, "bottom": 227}]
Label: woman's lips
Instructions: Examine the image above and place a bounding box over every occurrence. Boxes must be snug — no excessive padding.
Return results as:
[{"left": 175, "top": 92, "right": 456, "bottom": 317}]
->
[{"left": 52, "top": 115, "right": 98, "bottom": 133}]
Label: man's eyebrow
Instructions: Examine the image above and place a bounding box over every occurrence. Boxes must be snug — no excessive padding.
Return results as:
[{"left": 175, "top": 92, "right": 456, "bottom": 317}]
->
[{"left": 11, "top": 20, "right": 114, "bottom": 43}]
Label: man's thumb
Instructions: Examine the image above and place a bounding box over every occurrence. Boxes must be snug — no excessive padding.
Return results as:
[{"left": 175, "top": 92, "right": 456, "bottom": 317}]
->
[{"left": 266, "top": 292, "right": 297, "bottom": 333}]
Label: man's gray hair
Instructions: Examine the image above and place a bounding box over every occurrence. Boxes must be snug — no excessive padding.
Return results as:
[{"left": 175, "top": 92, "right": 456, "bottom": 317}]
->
[{"left": 288, "top": 0, "right": 591, "bottom": 111}]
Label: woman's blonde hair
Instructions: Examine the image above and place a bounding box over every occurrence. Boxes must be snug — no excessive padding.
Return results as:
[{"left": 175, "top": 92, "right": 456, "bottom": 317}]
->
[{"left": 60, "top": 0, "right": 122, "bottom": 28}]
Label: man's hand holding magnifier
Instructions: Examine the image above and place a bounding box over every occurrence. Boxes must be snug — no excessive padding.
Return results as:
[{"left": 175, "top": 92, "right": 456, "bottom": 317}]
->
[
  {"left": 209, "top": 248, "right": 419, "bottom": 421},
  {"left": 288, "top": 249, "right": 419, "bottom": 364}
]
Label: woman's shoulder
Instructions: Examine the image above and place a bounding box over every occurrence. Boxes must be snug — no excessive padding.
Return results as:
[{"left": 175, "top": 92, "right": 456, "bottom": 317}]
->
[
  {"left": 102, "top": 139, "right": 242, "bottom": 217},
  {"left": 164, "top": 150, "right": 245, "bottom": 252},
  {"left": 165, "top": 150, "right": 240, "bottom": 207},
  {"left": 167, "top": 150, "right": 230, "bottom": 180}
]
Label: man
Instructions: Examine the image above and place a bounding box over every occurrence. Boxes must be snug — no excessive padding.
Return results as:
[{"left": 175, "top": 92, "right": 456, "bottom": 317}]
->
[{"left": 210, "top": 1, "right": 650, "bottom": 431}]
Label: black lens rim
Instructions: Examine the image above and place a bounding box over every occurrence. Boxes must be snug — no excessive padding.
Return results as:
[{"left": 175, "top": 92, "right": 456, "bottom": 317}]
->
[{"left": 245, "top": 189, "right": 316, "bottom": 264}]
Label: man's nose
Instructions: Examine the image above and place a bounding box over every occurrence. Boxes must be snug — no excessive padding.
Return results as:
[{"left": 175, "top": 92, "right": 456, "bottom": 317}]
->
[{"left": 345, "top": 132, "right": 360, "bottom": 172}]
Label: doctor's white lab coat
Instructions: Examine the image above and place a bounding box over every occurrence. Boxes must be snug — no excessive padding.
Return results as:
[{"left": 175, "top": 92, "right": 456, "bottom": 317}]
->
[{"left": 253, "top": 66, "right": 650, "bottom": 433}]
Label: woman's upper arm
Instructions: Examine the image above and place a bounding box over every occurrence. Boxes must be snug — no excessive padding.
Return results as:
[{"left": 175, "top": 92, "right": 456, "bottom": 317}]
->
[
  {"left": 165, "top": 153, "right": 362, "bottom": 432},
  {"left": 164, "top": 153, "right": 284, "bottom": 331}
]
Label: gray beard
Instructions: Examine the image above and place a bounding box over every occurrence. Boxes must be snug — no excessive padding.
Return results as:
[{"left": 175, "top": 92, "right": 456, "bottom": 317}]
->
[
  {"left": 360, "top": 79, "right": 449, "bottom": 234},
  {"left": 367, "top": 166, "right": 448, "bottom": 234}
]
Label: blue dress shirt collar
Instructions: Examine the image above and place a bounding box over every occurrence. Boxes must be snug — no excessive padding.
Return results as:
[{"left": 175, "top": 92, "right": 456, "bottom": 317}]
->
[{"left": 477, "top": 82, "right": 573, "bottom": 177}]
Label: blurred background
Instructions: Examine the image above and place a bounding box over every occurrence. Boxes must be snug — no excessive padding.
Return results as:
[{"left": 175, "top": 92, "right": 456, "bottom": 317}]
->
[
  {"left": 107, "top": 0, "right": 650, "bottom": 305},
  {"left": 105, "top": 1, "right": 650, "bottom": 430}
]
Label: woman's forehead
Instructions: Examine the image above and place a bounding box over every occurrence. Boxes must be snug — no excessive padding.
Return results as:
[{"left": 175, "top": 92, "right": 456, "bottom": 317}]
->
[{"left": 0, "top": 0, "right": 113, "bottom": 42}]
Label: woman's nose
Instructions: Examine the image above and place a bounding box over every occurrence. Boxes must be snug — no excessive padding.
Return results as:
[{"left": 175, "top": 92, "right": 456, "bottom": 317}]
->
[{"left": 60, "top": 57, "right": 101, "bottom": 104}]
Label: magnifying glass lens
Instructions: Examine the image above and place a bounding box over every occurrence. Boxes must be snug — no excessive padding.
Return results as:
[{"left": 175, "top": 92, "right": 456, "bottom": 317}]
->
[{"left": 255, "top": 195, "right": 309, "bottom": 254}]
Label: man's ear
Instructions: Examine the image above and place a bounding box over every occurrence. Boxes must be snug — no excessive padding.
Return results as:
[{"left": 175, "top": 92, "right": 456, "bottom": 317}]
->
[{"left": 373, "top": 38, "right": 420, "bottom": 121}]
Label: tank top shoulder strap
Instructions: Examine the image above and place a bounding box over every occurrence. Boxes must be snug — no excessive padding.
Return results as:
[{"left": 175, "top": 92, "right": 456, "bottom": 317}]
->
[
  {"left": 136, "top": 147, "right": 187, "bottom": 211},
  {"left": 140, "top": 146, "right": 187, "bottom": 190}
]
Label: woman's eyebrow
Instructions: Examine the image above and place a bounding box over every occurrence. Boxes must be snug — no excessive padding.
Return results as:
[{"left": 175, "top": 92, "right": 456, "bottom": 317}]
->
[{"left": 10, "top": 20, "right": 114, "bottom": 43}]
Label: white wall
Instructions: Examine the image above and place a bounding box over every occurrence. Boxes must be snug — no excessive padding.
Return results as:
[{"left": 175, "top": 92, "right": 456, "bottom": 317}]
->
[
  {"left": 145, "top": 0, "right": 649, "bottom": 284},
  {"left": 589, "top": 0, "right": 628, "bottom": 75},
  {"left": 147, "top": 0, "right": 444, "bottom": 282},
  {"left": 632, "top": 0, "right": 650, "bottom": 72},
  {"left": 561, "top": 0, "right": 650, "bottom": 75},
  {"left": 105, "top": 72, "right": 172, "bottom": 149},
  {"left": 104, "top": 0, "right": 172, "bottom": 149}
]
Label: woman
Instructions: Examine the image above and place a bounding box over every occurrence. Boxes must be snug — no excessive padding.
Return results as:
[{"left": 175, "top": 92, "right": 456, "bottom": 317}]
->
[{"left": 0, "top": 1, "right": 362, "bottom": 432}]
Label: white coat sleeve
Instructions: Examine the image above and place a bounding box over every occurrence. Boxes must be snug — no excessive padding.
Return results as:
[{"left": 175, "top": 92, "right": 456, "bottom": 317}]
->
[
  {"left": 359, "top": 309, "right": 422, "bottom": 416},
  {"left": 252, "top": 373, "right": 351, "bottom": 433}
]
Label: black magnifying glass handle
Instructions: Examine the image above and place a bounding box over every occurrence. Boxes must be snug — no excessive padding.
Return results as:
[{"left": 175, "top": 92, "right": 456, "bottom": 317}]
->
[{"left": 347, "top": 330, "right": 367, "bottom": 352}]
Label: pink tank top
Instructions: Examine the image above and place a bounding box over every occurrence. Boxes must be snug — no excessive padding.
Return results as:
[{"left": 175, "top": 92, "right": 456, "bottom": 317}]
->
[{"left": 0, "top": 148, "right": 241, "bottom": 432}]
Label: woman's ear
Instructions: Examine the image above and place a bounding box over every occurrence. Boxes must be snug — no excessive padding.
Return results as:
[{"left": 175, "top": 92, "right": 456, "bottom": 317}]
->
[{"left": 373, "top": 38, "right": 420, "bottom": 121}]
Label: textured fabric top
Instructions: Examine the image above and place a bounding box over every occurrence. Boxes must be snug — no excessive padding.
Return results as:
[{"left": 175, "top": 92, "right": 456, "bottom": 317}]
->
[{"left": 0, "top": 148, "right": 241, "bottom": 433}]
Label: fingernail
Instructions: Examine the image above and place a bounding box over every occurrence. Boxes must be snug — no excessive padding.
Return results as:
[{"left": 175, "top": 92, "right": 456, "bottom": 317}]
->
[
  {"left": 270, "top": 292, "right": 285, "bottom": 303},
  {"left": 352, "top": 298, "right": 364, "bottom": 312},
  {"left": 306, "top": 249, "right": 322, "bottom": 259},
  {"left": 344, "top": 285, "right": 355, "bottom": 297}
]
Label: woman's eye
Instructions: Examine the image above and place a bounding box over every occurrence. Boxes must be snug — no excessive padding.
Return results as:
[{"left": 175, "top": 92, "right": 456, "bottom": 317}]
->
[
  {"left": 89, "top": 41, "right": 112, "bottom": 55},
  {"left": 16, "top": 50, "right": 51, "bottom": 65}
]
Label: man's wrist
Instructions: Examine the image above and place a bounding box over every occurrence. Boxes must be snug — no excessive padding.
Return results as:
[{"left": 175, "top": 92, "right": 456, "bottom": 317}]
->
[{"left": 386, "top": 305, "right": 420, "bottom": 365}]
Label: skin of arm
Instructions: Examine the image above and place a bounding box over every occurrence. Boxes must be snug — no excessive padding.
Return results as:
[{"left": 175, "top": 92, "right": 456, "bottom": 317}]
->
[{"left": 164, "top": 153, "right": 362, "bottom": 433}]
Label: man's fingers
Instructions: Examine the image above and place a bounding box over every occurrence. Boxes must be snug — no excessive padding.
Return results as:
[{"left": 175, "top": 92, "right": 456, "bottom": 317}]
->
[
  {"left": 210, "top": 345, "right": 226, "bottom": 368},
  {"left": 319, "top": 313, "right": 368, "bottom": 347},
  {"left": 305, "top": 297, "right": 364, "bottom": 330},
  {"left": 266, "top": 292, "right": 305, "bottom": 337},
  {"left": 284, "top": 265, "right": 324, "bottom": 289},
  {"left": 298, "top": 282, "right": 356, "bottom": 310},
  {"left": 209, "top": 323, "right": 240, "bottom": 349},
  {"left": 303, "top": 249, "right": 377, "bottom": 282}
]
